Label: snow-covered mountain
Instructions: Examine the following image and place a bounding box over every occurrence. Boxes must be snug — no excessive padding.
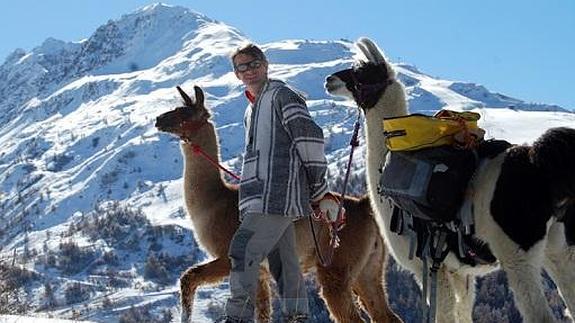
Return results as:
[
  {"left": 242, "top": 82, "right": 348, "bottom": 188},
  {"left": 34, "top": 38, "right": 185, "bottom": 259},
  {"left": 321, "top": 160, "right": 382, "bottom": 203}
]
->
[{"left": 1, "top": 3, "right": 573, "bottom": 322}]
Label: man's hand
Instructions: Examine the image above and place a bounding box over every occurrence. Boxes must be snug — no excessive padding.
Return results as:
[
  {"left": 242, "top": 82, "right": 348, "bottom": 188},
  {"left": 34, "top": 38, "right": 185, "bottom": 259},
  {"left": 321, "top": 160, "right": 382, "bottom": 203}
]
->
[{"left": 312, "top": 192, "right": 343, "bottom": 222}]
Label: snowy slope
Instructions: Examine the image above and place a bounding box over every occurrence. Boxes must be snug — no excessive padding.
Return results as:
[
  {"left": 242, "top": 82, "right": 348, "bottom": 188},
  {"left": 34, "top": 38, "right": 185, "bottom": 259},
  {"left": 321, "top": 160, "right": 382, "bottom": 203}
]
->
[
  {"left": 0, "top": 315, "right": 96, "bottom": 323},
  {"left": 0, "top": 3, "right": 573, "bottom": 322}
]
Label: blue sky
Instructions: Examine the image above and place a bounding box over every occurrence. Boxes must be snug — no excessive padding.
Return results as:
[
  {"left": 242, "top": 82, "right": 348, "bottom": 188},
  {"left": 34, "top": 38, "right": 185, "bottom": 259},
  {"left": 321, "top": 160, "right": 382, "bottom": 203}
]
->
[{"left": 1, "top": 0, "right": 574, "bottom": 110}]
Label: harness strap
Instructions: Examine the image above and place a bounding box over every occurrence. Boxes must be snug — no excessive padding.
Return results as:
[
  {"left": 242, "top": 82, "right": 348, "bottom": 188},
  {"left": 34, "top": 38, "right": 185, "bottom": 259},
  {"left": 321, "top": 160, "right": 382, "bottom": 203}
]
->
[
  {"left": 421, "top": 238, "right": 430, "bottom": 322},
  {"left": 390, "top": 206, "right": 403, "bottom": 234},
  {"left": 422, "top": 227, "right": 449, "bottom": 323},
  {"left": 430, "top": 228, "right": 449, "bottom": 263},
  {"left": 457, "top": 229, "right": 467, "bottom": 259},
  {"left": 350, "top": 69, "right": 393, "bottom": 110},
  {"left": 428, "top": 267, "right": 439, "bottom": 323},
  {"left": 406, "top": 213, "right": 417, "bottom": 260}
]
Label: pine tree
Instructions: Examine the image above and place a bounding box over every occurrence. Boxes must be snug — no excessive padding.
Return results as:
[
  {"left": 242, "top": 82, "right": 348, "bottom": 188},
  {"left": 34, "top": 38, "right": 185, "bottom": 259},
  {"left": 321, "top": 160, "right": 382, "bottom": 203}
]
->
[{"left": 43, "top": 281, "right": 57, "bottom": 309}]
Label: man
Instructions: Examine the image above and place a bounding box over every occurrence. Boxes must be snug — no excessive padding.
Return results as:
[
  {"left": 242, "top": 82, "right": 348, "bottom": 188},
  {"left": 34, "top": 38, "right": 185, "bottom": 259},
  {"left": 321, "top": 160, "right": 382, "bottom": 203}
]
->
[{"left": 224, "top": 43, "right": 330, "bottom": 323}]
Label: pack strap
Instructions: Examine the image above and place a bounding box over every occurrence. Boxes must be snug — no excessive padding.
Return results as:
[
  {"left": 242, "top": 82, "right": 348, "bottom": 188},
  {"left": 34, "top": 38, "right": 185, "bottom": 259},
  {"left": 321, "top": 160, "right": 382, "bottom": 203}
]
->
[
  {"left": 428, "top": 266, "right": 439, "bottom": 323},
  {"left": 422, "top": 227, "right": 449, "bottom": 323}
]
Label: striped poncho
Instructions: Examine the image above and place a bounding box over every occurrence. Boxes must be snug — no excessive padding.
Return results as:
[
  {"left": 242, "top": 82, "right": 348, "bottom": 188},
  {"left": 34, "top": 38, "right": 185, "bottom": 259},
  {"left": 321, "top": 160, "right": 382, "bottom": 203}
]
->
[{"left": 239, "top": 79, "right": 329, "bottom": 219}]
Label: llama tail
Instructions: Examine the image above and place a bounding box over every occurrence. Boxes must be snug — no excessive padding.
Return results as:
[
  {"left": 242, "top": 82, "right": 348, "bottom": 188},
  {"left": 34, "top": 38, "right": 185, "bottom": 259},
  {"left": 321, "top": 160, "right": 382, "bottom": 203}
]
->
[{"left": 530, "top": 127, "right": 575, "bottom": 199}]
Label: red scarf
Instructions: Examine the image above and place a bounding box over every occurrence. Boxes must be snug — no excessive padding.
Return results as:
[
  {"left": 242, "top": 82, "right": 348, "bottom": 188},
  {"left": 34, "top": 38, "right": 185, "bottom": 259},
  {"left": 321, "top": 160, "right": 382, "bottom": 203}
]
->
[{"left": 245, "top": 90, "right": 256, "bottom": 104}]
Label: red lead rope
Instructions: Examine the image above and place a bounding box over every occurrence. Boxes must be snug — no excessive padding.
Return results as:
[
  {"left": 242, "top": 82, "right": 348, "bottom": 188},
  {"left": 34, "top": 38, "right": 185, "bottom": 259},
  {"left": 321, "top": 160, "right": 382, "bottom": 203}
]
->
[
  {"left": 310, "top": 112, "right": 362, "bottom": 267},
  {"left": 190, "top": 144, "right": 241, "bottom": 181}
]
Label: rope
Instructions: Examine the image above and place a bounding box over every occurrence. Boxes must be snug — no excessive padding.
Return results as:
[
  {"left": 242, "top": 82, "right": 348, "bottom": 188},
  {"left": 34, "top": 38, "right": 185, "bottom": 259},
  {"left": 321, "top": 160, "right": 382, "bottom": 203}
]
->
[
  {"left": 337, "top": 113, "right": 361, "bottom": 216},
  {"left": 453, "top": 117, "right": 476, "bottom": 149},
  {"left": 190, "top": 144, "right": 241, "bottom": 181},
  {"left": 310, "top": 112, "right": 362, "bottom": 267},
  {"left": 308, "top": 216, "right": 335, "bottom": 267}
]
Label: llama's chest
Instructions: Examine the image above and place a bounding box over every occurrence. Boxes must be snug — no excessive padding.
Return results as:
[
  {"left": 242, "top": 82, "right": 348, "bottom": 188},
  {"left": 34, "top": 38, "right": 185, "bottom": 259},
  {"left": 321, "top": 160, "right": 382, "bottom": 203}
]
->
[
  {"left": 186, "top": 203, "right": 237, "bottom": 257},
  {"left": 191, "top": 216, "right": 225, "bottom": 254}
]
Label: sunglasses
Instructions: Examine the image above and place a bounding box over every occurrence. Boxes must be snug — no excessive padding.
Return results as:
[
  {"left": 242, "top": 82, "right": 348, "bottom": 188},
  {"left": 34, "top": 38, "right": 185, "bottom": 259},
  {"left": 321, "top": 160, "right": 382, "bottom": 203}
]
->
[{"left": 234, "top": 59, "right": 263, "bottom": 73}]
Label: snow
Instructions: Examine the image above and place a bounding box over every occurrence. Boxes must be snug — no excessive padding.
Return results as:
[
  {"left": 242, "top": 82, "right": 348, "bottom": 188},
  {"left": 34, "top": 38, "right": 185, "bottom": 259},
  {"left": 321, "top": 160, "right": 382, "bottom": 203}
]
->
[
  {"left": 264, "top": 39, "right": 354, "bottom": 64},
  {"left": 477, "top": 108, "right": 575, "bottom": 144},
  {"left": 0, "top": 315, "right": 96, "bottom": 322},
  {"left": 0, "top": 3, "right": 574, "bottom": 322}
]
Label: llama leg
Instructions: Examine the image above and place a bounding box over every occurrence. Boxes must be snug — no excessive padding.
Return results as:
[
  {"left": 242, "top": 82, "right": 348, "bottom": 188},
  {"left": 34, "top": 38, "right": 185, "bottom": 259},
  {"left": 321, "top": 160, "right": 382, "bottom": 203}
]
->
[
  {"left": 544, "top": 222, "right": 575, "bottom": 320},
  {"left": 255, "top": 267, "right": 272, "bottom": 323},
  {"left": 316, "top": 266, "right": 365, "bottom": 323},
  {"left": 447, "top": 272, "right": 475, "bottom": 323},
  {"left": 180, "top": 258, "right": 272, "bottom": 322},
  {"left": 179, "top": 258, "right": 231, "bottom": 323},
  {"left": 497, "top": 242, "right": 555, "bottom": 323},
  {"left": 353, "top": 246, "right": 403, "bottom": 323}
]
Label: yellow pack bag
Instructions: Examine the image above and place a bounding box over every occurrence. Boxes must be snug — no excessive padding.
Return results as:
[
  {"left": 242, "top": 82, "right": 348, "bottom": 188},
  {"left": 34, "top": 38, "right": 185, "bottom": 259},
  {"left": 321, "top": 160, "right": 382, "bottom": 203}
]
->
[{"left": 382, "top": 110, "right": 485, "bottom": 151}]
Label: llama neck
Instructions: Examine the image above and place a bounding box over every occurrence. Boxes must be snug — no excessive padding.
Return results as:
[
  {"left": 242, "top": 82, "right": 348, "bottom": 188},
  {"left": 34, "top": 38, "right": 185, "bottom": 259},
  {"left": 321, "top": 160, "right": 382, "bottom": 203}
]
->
[
  {"left": 364, "top": 82, "right": 408, "bottom": 193},
  {"left": 181, "top": 124, "right": 227, "bottom": 208}
]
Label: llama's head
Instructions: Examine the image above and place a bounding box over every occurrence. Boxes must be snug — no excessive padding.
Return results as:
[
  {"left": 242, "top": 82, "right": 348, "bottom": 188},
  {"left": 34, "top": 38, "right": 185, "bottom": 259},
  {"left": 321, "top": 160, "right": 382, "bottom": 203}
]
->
[
  {"left": 325, "top": 37, "right": 396, "bottom": 111},
  {"left": 155, "top": 86, "right": 211, "bottom": 142}
]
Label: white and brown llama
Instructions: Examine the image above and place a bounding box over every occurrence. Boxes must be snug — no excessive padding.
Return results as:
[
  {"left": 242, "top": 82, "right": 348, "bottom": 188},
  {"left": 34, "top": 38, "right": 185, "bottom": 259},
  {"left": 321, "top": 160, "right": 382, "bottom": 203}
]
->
[
  {"left": 325, "top": 37, "right": 575, "bottom": 323},
  {"left": 154, "top": 85, "right": 403, "bottom": 323}
]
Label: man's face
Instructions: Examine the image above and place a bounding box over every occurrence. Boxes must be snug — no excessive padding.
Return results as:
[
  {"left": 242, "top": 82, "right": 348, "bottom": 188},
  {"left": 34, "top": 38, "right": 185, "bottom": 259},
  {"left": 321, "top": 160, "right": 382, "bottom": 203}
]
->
[{"left": 233, "top": 53, "right": 268, "bottom": 88}]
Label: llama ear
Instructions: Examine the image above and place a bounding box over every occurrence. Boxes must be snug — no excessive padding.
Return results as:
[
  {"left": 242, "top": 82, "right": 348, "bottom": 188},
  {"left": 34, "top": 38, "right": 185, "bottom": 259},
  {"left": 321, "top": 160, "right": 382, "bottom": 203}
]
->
[
  {"left": 357, "top": 37, "right": 386, "bottom": 64},
  {"left": 356, "top": 40, "right": 374, "bottom": 63},
  {"left": 193, "top": 86, "right": 205, "bottom": 106},
  {"left": 177, "top": 86, "right": 194, "bottom": 107}
]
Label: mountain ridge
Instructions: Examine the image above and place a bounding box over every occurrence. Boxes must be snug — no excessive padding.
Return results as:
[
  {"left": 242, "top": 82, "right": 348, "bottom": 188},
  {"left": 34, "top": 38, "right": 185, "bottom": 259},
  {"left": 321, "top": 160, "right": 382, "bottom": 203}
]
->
[{"left": 1, "top": 3, "right": 573, "bottom": 322}]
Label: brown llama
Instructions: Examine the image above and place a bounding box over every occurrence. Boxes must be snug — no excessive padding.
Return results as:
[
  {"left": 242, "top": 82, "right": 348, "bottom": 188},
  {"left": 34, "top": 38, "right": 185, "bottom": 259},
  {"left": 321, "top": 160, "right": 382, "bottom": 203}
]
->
[{"left": 154, "top": 85, "right": 403, "bottom": 323}]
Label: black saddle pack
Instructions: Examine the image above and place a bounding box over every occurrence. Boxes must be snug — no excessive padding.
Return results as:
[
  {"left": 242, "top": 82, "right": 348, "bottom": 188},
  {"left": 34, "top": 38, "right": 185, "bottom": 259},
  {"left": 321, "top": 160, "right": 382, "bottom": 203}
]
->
[
  {"left": 379, "top": 139, "right": 511, "bottom": 265},
  {"left": 379, "top": 139, "right": 511, "bottom": 223},
  {"left": 379, "top": 145, "right": 475, "bottom": 223}
]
